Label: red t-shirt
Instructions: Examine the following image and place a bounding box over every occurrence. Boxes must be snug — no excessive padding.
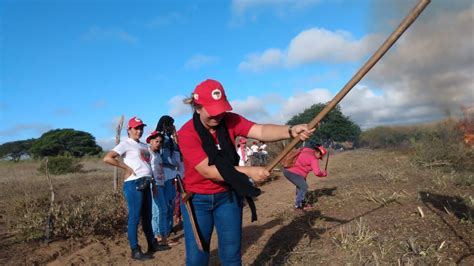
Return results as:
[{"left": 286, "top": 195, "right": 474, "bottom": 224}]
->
[{"left": 177, "top": 112, "right": 255, "bottom": 194}]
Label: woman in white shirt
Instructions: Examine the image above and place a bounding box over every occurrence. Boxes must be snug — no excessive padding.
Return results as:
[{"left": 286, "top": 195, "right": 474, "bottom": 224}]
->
[{"left": 103, "top": 117, "right": 162, "bottom": 261}]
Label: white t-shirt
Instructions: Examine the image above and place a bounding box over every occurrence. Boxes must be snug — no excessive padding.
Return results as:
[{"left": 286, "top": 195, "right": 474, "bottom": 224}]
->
[
  {"left": 251, "top": 144, "right": 259, "bottom": 153},
  {"left": 113, "top": 138, "right": 152, "bottom": 182},
  {"left": 149, "top": 148, "right": 165, "bottom": 186},
  {"left": 260, "top": 144, "right": 268, "bottom": 154}
]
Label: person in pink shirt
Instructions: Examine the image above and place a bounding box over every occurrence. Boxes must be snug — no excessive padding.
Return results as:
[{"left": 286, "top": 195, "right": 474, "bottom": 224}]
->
[{"left": 283, "top": 141, "right": 328, "bottom": 211}]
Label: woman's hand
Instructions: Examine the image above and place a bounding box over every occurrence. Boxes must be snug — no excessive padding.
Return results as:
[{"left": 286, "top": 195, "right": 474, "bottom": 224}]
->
[
  {"left": 290, "top": 124, "right": 315, "bottom": 141},
  {"left": 245, "top": 166, "right": 271, "bottom": 183},
  {"left": 124, "top": 166, "right": 136, "bottom": 178}
]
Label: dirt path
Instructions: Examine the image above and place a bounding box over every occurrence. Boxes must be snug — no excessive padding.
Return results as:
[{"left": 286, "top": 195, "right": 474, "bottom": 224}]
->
[
  {"left": 43, "top": 167, "right": 322, "bottom": 265},
  {"left": 3, "top": 150, "right": 473, "bottom": 265}
]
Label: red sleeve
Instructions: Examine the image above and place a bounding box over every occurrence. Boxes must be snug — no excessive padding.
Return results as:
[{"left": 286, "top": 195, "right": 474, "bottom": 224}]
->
[
  {"left": 178, "top": 124, "right": 207, "bottom": 168},
  {"left": 225, "top": 112, "right": 255, "bottom": 138},
  {"left": 311, "top": 157, "right": 323, "bottom": 176}
]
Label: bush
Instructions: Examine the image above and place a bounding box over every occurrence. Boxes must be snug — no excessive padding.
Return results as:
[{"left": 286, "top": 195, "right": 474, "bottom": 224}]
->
[
  {"left": 359, "top": 126, "right": 421, "bottom": 149},
  {"left": 411, "top": 121, "right": 474, "bottom": 173},
  {"left": 38, "top": 156, "right": 83, "bottom": 175},
  {"left": 7, "top": 192, "right": 127, "bottom": 241}
]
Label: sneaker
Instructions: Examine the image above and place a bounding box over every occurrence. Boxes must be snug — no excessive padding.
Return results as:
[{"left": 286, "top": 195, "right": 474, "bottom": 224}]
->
[
  {"left": 303, "top": 203, "right": 314, "bottom": 210},
  {"left": 294, "top": 206, "right": 305, "bottom": 213},
  {"left": 148, "top": 241, "right": 171, "bottom": 253},
  {"left": 165, "top": 238, "right": 180, "bottom": 247},
  {"left": 131, "top": 246, "right": 153, "bottom": 261}
]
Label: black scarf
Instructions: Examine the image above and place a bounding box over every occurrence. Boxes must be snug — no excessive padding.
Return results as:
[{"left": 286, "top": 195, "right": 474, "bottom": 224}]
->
[{"left": 193, "top": 112, "right": 260, "bottom": 221}]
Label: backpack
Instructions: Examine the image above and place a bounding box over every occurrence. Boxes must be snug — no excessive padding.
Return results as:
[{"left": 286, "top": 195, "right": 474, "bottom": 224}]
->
[{"left": 280, "top": 148, "right": 302, "bottom": 168}]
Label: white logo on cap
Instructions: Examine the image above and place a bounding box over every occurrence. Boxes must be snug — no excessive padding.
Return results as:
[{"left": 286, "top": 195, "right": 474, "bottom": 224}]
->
[
  {"left": 193, "top": 93, "right": 199, "bottom": 100},
  {"left": 135, "top": 118, "right": 141, "bottom": 122},
  {"left": 211, "top": 89, "right": 222, "bottom": 100}
]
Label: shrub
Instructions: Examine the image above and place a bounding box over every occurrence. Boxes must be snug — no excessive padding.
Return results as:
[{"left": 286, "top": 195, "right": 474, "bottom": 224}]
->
[
  {"left": 411, "top": 121, "right": 474, "bottom": 173},
  {"left": 359, "top": 126, "right": 420, "bottom": 149},
  {"left": 38, "top": 156, "right": 83, "bottom": 175},
  {"left": 7, "top": 192, "right": 127, "bottom": 241}
]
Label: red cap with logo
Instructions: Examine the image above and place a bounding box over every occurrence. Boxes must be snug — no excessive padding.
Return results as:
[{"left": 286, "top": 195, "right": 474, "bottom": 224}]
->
[
  {"left": 128, "top": 117, "right": 147, "bottom": 129},
  {"left": 193, "top": 79, "right": 232, "bottom": 116},
  {"left": 146, "top": 130, "right": 161, "bottom": 144},
  {"left": 317, "top": 146, "right": 328, "bottom": 159}
]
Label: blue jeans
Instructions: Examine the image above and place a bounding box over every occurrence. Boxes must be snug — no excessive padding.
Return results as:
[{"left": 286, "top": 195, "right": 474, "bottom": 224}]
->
[
  {"left": 283, "top": 169, "right": 308, "bottom": 208},
  {"left": 164, "top": 179, "right": 177, "bottom": 232},
  {"left": 151, "top": 185, "right": 169, "bottom": 238},
  {"left": 123, "top": 178, "right": 155, "bottom": 250},
  {"left": 181, "top": 191, "right": 243, "bottom": 266}
]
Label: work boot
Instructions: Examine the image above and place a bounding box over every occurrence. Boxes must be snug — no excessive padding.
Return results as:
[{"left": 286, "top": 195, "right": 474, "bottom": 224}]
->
[
  {"left": 148, "top": 240, "right": 171, "bottom": 253},
  {"left": 131, "top": 246, "right": 153, "bottom": 261}
]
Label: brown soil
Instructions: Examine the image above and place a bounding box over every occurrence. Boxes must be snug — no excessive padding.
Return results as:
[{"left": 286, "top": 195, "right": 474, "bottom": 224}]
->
[{"left": 1, "top": 149, "right": 473, "bottom": 265}]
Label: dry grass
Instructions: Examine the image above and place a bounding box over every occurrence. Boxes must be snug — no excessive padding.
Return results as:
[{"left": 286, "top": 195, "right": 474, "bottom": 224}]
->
[
  {"left": 331, "top": 218, "right": 378, "bottom": 251},
  {"left": 359, "top": 189, "right": 407, "bottom": 207}
]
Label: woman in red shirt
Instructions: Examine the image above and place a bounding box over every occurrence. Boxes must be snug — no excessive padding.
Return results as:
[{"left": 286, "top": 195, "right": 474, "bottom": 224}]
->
[{"left": 177, "top": 79, "right": 314, "bottom": 265}]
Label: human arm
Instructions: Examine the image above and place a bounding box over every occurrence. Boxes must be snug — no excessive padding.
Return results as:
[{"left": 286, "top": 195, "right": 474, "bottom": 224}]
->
[
  {"left": 103, "top": 150, "right": 135, "bottom": 177},
  {"left": 247, "top": 123, "right": 314, "bottom": 142},
  {"left": 194, "top": 158, "right": 270, "bottom": 183},
  {"left": 310, "top": 156, "right": 327, "bottom": 177}
]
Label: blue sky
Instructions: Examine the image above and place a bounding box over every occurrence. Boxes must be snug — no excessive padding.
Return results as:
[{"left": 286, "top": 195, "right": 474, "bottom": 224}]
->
[{"left": 1, "top": 0, "right": 473, "bottom": 149}]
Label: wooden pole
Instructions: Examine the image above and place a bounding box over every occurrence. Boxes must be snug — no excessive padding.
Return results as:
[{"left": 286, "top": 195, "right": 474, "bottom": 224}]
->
[
  {"left": 44, "top": 157, "right": 55, "bottom": 243},
  {"left": 113, "top": 115, "right": 124, "bottom": 193},
  {"left": 266, "top": 0, "right": 431, "bottom": 171}
]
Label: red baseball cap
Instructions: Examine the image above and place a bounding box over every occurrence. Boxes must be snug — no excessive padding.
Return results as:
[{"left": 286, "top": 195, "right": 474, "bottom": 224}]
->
[
  {"left": 317, "top": 146, "right": 328, "bottom": 159},
  {"left": 193, "top": 79, "right": 232, "bottom": 116},
  {"left": 128, "top": 117, "right": 147, "bottom": 129},
  {"left": 146, "top": 130, "right": 162, "bottom": 144}
]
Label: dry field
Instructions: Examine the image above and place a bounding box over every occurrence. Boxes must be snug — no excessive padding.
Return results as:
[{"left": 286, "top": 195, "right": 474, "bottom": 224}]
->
[{"left": 0, "top": 149, "right": 472, "bottom": 265}]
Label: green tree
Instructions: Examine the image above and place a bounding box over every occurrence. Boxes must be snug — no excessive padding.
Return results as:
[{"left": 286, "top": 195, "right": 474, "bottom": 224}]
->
[
  {"left": 0, "top": 139, "right": 36, "bottom": 161},
  {"left": 287, "top": 103, "right": 361, "bottom": 144},
  {"left": 30, "top": 129, "right": 102, "bottom": 158}
]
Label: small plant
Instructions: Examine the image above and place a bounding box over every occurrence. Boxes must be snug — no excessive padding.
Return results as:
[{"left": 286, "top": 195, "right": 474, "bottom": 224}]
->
[
  {"left": 332, "top": 218, "right": 378, "bottom": 251},
  {"left": 360, "top": 189, "right": 406, "bottom": 207},
  {"left": 7, "top": 192, "right": 127, "bottom": 241},
  {"left": 38, "top": 156, "right": 83, "bottom": 175}
]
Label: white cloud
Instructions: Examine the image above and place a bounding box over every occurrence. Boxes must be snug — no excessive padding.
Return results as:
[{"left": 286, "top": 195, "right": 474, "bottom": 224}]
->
[
  {"left": 231, "top": 96, "right": 271, "bottom": 121},
  {"left": 358, "top": 3, "right": 474, "bottom": 128},
  {"left": 184, "top": 54, "right": 219, "bottom": 70},
  {"left": 238, "top": 27, "right": 381, "bottom": 72},
  {"left": 238, "top": 49, "right": 283, "bottom": 72},
  {"left": 169, "top": 95, "right": 192, "bottom": 117},
  {"left": 278, "top": 89, "right": 332, "bottom": 122},
  {"left": 287, "top": 28, "right": 380, "bottom": 65},
  {"left": 82, "top": 26, "right": 138, "bottom": 44}
]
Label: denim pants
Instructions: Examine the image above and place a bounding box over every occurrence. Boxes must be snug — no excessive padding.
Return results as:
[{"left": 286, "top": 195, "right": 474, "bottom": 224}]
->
[
  {"left": 123, "top": 178, "right": 155, "bottom": 250},
  {"left": 151, "top": 185, "right": 169, "bottom": 238},
  {"left": 164, "top": 179, "right": 177, "bottom": 232},
  {"left": 283, "top": 169, "right": 308, "bottom": 208},
  {"left": 181, "top": 191, "right": 243, "bottom": 266}
]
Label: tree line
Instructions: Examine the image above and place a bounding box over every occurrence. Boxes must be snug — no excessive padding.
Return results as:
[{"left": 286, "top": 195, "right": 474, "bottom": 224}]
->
[
  {"left": 1, "top": 103, "right": 361, "bottom": 162},
  {"left": 0, "top": 129, "right": 102, "bottom": 161}
]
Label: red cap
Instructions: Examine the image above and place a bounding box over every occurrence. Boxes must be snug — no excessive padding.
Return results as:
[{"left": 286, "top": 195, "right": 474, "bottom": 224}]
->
[
  {"left": 317, "top": 146, "right": 328, "bottom": 159},
  {"left": 193, "top": 79, "right": 232, "bottom": 116},
  {"left": 146, "top": 130, "right": 161, "bottom": 144},
  {"left": 128, "top": 117, "right": 146, "bottom": 129},
  {"left": 239, "top": 137, "right": 247, "bottom": 144}
]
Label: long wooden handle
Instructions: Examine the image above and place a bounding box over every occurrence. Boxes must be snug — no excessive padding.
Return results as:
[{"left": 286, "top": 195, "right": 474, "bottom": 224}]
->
[
  {"left": 176, "top": 174, "right": 204, "bottom": 251},
  {"left": 266, "top": 0, "right": 431, "bottom": 171}
]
